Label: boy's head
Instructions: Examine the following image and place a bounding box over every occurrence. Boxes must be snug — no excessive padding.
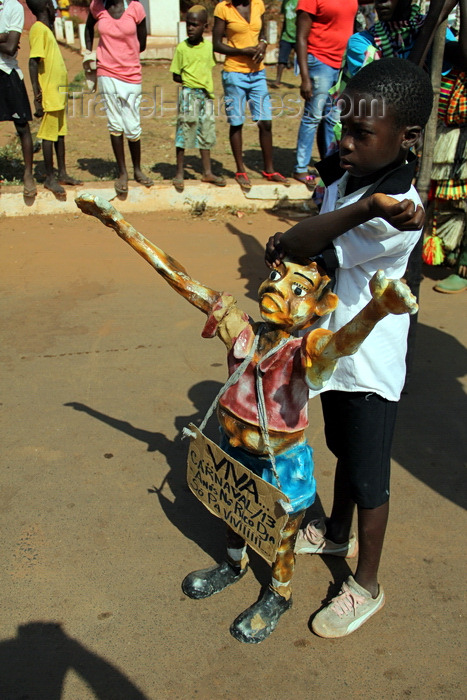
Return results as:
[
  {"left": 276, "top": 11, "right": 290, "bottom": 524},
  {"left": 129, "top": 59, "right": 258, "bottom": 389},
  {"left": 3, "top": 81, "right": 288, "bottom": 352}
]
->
[
  {"left": 26, "top": 0, "right": 55, "bottom": 21},
  {"left": 338, "top": 58, "right": 433, "bottom": 178},
  {"left": 186, "top": 5, "right": 208, "bottom": 44}
]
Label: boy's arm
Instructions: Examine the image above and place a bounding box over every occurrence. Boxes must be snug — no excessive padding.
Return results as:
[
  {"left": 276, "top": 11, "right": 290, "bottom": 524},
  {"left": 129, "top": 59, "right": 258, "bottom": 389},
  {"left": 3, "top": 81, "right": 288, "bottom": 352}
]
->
[
  {"left": 136, "top": 18, "right": 147, "bottom": 53},
  {"left": 408, "top": 0, "right": 458, "bottom": 67},
  {"left": 265, "top": 193, "right": 425, "bottom": 267},
  {"left": 303, "top": 271, "right": 418, "bottom": 389},
  {"left": 0, "top": 30, "right": 21, "bottom": 56},
  {"left": 84, "top": 12, "right": 96, "bottom": 51},
  {"left": 296, "top": 10, "right": 313, "bottom": 101},
  {"left": 28, "top": 56, "right": 43, "bottom": 117}
]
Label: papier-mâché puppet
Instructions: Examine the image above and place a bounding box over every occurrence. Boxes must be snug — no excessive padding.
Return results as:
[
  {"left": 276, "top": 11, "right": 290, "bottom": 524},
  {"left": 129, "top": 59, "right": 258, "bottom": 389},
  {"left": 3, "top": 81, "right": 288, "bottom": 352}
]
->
[{"left": 76, "top": 193, "right": 418, "bottom": 644}]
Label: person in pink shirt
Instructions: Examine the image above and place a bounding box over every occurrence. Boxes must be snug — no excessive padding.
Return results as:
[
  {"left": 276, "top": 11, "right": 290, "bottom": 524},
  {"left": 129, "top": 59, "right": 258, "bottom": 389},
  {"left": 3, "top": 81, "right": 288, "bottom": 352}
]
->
[
  {"left": 85, "top": 0, "right": 153, "bottom": 195},
  {"left": 294, "top": 0, "right": 358, "bottom": 187}
]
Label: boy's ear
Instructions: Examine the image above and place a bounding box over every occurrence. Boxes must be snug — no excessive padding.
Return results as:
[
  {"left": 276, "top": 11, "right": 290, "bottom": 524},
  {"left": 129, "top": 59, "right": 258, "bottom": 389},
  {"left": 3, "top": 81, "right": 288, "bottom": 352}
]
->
[{"left": 401, "top": 125, "right": 423, "bottom": 150}]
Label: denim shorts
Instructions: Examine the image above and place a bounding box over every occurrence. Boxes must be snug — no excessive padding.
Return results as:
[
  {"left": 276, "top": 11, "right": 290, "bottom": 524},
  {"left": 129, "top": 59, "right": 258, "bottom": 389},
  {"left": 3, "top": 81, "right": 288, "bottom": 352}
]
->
[
  {"left": 220, "top": 432, "right": 316, "bottom": 515},
  {"left": 222, "top": 69, "right": 272, "bottom": 125}
]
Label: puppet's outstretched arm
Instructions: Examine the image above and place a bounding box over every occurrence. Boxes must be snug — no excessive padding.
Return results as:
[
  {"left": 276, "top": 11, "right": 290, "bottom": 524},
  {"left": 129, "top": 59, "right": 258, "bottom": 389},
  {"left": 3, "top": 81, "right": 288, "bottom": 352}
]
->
[
  {"left": 76, "top": 193, "right": 220, "bottom": 315},
  {"left": 304, "top": 271, "right": 418, "bottom": 389}
]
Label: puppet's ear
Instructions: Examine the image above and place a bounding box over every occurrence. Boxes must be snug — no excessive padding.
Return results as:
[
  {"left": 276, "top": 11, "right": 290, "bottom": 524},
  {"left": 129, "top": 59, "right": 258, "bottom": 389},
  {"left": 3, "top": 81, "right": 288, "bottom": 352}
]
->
[{"left": 315, "top": 291, "right": 338, "bottom": 317}]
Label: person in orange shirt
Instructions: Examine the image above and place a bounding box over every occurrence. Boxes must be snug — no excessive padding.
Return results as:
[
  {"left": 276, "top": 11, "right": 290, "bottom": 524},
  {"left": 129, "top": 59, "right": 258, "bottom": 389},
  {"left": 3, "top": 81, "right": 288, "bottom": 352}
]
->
[{"left": 213, "top": 0, "right": 289, "bottom": 192}]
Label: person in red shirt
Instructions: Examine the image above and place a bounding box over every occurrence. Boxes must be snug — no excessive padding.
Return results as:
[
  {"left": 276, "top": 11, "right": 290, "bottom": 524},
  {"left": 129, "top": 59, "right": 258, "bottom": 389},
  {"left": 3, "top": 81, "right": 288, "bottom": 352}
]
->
[{"left": 294, "top": 0, "right": 357, "bottom": 187}]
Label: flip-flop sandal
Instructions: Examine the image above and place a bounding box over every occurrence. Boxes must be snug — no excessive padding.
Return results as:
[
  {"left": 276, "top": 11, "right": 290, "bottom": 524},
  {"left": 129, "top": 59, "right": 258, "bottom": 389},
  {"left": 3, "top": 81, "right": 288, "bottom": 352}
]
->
[
  {"left": 235, "top": 172, "right": 251, "bottom": 192},
  {"left": 114, "top": 180, "right": 128, "bottom": 195},
  {"left": 172, "top": 177, "right": 184, "bottom": 193},
  {"left": 58, "top": 176, "right": 83, "bottom": 186},
  {"left": 292, "top": 173, "right": 317, "bottom": 191},
  {"left": 23, "top": 185, "right": 37, "bottom": 197},
  {"left": 135, "top": 176, "right": 153, "bottom": 187},
  {"left": 261, "top": 171, "right": 290, "bottom": 187},
  {"left": 201, "top": 175, "right": 226, "bottom": 187}
]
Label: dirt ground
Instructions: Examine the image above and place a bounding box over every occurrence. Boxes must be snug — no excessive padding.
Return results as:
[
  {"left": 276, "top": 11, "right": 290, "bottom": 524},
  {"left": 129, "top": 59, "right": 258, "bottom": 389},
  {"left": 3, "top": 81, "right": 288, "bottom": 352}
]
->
[
  {"left": 1, "top": 203, "right": 466, "bottom": 700},
  {"left": 1, "top": 41, "right": 306, "bottom": 186}
]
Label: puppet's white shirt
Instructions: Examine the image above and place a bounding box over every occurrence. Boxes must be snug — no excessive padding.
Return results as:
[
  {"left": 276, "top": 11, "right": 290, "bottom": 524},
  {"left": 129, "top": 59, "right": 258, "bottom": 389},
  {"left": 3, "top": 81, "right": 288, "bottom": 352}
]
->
[{"left": 309, "top": 172, "right": 422, "bottom": 402}]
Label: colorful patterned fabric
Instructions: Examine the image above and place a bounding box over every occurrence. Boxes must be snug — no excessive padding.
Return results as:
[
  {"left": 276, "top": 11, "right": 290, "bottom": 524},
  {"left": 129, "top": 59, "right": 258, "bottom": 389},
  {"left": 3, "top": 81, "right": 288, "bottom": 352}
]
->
[{"left": 368, "top": 3, "right": 424, "bottom": 58}]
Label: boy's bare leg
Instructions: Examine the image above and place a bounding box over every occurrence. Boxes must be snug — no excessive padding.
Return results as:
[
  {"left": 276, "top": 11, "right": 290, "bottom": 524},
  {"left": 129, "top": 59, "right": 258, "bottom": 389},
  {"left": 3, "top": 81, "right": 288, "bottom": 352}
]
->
[
  {"left": 173, "top": 147, "right": 185, "bottom": 191},
  {"left": 15, "top": 121, "right": 36, "bottom": 195},
  {"left": 128, "top": 138, "right": 153, "bottom": 187},
  {"left": 230, "top": 124, "right": 245, "bottom": 172},
  {"left": 42, "top": 138, "right": 65, "bottom": 195},
  {"left": 326, "top": 461, "right": 387, "bottom": 598},
  {"left": 354, "top": 501, "right": 388, "bottom": 598},
  {"left": 55, "top": 136, "right": 82, "bottom": 186},
  {"left": 200, "top": 148, "right": 225, "bottom": 186},
  {"left": 273, "top": 63, "right": 285, "bottom": 88},
  {"left": 110, "top": 133, "right": 128, "bottom": 193}
]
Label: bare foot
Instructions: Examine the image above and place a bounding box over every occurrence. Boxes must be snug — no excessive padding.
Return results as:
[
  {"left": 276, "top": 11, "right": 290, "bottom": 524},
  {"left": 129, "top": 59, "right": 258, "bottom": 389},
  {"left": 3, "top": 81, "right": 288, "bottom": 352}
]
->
[{"left": 44, "top": 175, "right": 65, "bottom": 195}]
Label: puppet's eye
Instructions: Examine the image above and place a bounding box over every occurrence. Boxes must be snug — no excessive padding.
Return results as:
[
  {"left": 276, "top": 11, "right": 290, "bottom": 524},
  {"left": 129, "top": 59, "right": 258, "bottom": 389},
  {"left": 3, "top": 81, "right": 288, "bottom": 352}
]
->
[
  {"left": 291, "top": 283, "right": 306, "bottom": 296},
  {"left": 269, "top": 270, "right": 281, "bottom": 281}
]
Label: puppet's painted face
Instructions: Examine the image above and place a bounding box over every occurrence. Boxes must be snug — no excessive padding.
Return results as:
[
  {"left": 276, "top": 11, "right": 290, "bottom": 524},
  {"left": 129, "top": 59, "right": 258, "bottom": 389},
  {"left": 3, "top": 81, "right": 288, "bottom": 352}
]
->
[{"left": 258, "top": 261, "right": 338, "bottom": 331}]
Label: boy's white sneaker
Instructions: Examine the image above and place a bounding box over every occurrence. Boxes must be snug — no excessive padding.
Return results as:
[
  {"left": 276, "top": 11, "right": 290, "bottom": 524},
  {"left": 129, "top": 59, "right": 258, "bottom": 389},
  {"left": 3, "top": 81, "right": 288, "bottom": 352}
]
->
[
  {"left": 294, "top": 518, "right": 358, "bottom": 558},
  {"left": 312, "top": 575, "right": 385, "bottom": 638}
]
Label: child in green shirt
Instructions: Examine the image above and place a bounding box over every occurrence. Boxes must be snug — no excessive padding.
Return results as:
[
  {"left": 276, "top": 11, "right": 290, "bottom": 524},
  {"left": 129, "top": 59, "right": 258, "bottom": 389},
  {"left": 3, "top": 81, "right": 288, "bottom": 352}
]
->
[{"left": 170, "top": 6, "right": 225, "bottom": 192}]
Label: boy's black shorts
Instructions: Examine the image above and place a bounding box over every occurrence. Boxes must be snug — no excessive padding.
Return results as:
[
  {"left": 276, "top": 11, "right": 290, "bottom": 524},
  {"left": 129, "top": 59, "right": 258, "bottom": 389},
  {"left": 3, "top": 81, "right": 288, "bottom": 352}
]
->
[
  {"left": 0, "top": 70, "right": 32, "bottom": 123},
  {"left": 320, "top": 390, "right": 398, "bottom": 509}
]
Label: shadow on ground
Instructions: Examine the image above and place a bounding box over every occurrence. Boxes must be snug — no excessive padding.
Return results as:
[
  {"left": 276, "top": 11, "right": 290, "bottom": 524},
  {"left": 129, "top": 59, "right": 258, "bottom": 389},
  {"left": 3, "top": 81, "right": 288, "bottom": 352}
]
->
[
  {"left": 0, "top": 622, "right": 148, "bottom": 700},
  {"left": 77, "top": 158, "right": 117, "bottom": 180},
  {"left": 152, "top": 155, "right": 232, "bottom": 181}
]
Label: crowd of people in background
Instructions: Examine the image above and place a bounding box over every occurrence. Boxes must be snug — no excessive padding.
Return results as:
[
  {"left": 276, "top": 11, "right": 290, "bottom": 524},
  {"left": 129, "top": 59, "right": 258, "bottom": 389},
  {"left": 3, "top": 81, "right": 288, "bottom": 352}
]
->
[{"left": 0, "top": 0, "right": 465, "bottom": 293}]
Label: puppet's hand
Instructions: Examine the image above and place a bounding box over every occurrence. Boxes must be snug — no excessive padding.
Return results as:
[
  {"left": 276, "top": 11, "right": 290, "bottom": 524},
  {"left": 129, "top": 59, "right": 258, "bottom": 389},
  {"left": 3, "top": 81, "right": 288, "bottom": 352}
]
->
[
  {"left": 370, "top": 193, "right": 425, "bottom": 231},
  {"left": 369, "top": 270, "right": 418, "bottom": 316}
]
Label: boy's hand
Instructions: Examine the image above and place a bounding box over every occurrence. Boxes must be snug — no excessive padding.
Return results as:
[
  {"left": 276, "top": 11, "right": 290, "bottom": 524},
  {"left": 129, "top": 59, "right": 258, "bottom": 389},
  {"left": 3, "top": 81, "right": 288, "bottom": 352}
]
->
[
  {"left": 265, "top": 232, "right": 285, "bottom": 268},
  {"left": 370, "top": 193, "right": 425, "bottom": 231},
  {"left": 33, "top": 95, "right": 43, "bottom": 118}
]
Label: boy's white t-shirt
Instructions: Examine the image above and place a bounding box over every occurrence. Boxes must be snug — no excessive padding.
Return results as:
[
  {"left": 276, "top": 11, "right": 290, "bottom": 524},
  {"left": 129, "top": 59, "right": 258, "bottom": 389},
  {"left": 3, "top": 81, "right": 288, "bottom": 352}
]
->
[
  {"left": 309, "top": 172, "right": 422, "bottom": 402},
  {"left": 0, "top": 0, "right": 24, "bottom": 76}
]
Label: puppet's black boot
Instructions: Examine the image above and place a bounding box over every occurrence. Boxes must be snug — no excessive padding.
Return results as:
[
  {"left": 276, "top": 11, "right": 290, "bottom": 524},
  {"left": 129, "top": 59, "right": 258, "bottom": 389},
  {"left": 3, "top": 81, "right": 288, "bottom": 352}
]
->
[
  {"left": 229, "top": 586, "right": 292, "bottom": 644},
  {"left": 181, "top": 560, "right": 249, "bottom": 599}
]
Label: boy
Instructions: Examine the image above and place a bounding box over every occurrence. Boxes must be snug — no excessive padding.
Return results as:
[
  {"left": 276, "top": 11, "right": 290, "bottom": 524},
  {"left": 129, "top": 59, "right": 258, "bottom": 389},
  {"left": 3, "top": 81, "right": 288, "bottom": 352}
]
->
[
  {"left": 27, "top": 0, "right": 81, "bottom": 195},
  {"left": 0, "top": 0, "right": 36, "bottom": 196},
  {"left": 170, "top": 5, "right": 225, "bottom": 193},
  {"left": 265, "top": 58, "right": 434, "bottom": 637}
]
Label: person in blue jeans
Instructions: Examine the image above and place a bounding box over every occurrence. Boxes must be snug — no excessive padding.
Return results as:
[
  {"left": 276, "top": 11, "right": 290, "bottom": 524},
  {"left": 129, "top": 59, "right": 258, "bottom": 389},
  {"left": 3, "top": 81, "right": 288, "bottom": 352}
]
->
[{"left": 293, "top": 0, "right": 357, "bottom": 188}]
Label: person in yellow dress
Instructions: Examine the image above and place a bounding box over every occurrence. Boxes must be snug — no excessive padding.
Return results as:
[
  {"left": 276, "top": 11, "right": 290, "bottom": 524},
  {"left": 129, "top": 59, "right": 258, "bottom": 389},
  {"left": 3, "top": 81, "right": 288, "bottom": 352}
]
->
[{"left": 27, "top": 0, "right": 81, "bottom": 194}]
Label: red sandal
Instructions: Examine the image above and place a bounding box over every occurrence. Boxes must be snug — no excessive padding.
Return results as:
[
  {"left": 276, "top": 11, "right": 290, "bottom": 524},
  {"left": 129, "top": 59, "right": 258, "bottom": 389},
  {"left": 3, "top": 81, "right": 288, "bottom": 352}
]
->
[
  {"left": 261, "top": 171, "right": 290, "bottom": 186},
  {"left": 235, "top": 172, "right": 252, "bottom": 192}
]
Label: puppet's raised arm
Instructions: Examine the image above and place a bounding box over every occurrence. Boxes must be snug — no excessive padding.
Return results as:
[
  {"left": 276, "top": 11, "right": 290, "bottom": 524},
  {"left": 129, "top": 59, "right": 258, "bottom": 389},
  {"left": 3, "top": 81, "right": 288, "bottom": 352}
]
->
[
  {"left": 76, "top": 193, "right": 220, "bottom": 314},
  {"left": 303, "top": 271, "right": 418, "bottom": 389}
]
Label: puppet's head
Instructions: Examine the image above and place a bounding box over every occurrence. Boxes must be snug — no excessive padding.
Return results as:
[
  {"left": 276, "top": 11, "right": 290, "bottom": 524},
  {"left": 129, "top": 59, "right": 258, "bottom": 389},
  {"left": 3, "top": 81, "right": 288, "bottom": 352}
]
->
[{"left": 258, "top": 260, "right": 338, "bottom": 332}]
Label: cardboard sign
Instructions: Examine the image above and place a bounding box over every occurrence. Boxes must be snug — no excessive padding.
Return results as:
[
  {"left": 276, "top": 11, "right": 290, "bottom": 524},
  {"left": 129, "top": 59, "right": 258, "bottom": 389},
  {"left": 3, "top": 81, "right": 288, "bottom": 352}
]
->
[{"left": 186, "top": 424, "right": 290, "bottom": 564}]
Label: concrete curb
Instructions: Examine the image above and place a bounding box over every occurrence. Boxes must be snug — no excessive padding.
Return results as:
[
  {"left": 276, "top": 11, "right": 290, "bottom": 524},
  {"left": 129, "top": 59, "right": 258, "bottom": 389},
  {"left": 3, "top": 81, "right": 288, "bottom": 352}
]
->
[{"left": 0, "top": 180, "right": 314, "bottom": 217}]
